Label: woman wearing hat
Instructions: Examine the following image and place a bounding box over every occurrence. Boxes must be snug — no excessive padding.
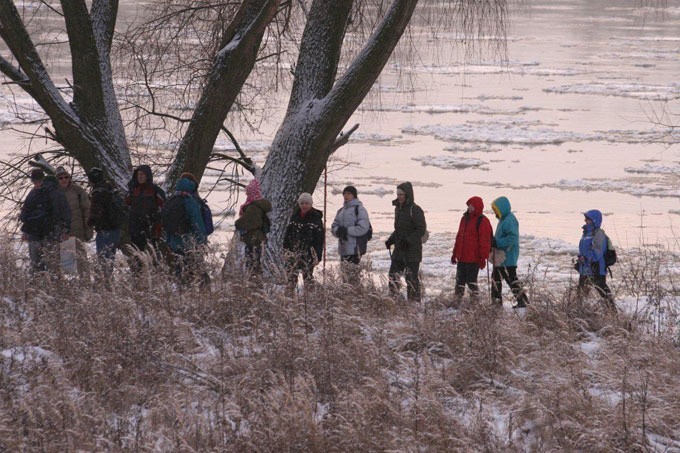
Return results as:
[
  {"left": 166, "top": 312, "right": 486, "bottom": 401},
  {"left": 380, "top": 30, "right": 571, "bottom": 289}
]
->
[
  {"left": 56, "top": 166, "right": 92, "bottom": 278},
  {"left": 331, "top": 185, "right": 371, "bottom": 281},
  {"left": 282, "top": 193, "right": 324, "bottom": 293}
]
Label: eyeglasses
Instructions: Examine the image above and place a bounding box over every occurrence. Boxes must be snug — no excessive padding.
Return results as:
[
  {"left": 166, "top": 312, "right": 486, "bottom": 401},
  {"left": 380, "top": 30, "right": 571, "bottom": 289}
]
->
[{"left": 58, "top": 176, "right": 70, "bottom": 180}]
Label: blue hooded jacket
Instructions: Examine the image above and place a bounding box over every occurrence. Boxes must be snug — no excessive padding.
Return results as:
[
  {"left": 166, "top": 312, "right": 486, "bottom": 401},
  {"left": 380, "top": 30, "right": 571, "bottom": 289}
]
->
[
  {"left": 491, "top": 196, "right": 520, "bottom": 267},
  {"left": 165, "top": 178, "right": 207, "bottom": 253},
  {"left": 578, "top": 209, "right": 607, "bottom": 276}
]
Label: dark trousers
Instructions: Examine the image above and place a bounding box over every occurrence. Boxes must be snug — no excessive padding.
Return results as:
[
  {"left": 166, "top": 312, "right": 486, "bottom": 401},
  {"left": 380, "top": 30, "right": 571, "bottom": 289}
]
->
[
  {"left": 455, "top": 262, "right": 480, "bottom": 297},
  {"left": 492, "top": 266, "right": 528, "bottom": 305},
  {"left": 389, "top": 260, "right": 421, "bottom": 301},
  {"left": 340, "top": 254, "right": 360, "bottom": 283},
  {"left": 287, "top": 257, "right": 315, "bottom": 290},
  {"left": 578, "top": 274, "right": 615, "bottom": 309},
  {"left": 245, "top": 244, "right": 262, "bottom": 275}
]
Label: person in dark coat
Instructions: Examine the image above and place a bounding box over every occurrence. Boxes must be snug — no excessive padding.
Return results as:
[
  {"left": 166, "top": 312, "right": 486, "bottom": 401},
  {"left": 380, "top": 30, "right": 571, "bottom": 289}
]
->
[
  {"left": 87, "top": 167, "right": 122, "bottom": 276},
  {"left": 385, "top": 182, "right": 427, "bottom": 302},
  {"left": 451, "top": 196, "right": 493, "bottom": 304},
  {"left": 164, "top": 177, "right": 208, "bottom": 285},
  {"left": 283, "top": 193, "right": 324, "bottom": 292},
  {"left": 235, "top": 179, "right": 272, "bottom": 275},
  {"left": 126, "top": 165, "right": 166, "bottom": 253},
  {"left": 20, "top": 171, "right": 71, "bottom": 274},
  {"left": 577, "top": 209, "right": 615, "bottom": 311}
]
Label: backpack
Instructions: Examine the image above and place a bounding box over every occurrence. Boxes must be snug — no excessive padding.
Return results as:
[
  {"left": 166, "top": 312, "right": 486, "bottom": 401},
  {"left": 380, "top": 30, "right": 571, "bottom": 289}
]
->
[
  {"left": 161, "top": 195, "right": 191, "bottom": 236},
  {"left": 261, "top": 210, "right": 271, "bottom": 234},
  {"left": 21, "top": 186, "right": 53, "bottom": 238},
  {"left": 600, "top": 230, "right": 617, "bottom": 267},
  {"left": 354, "top": 205, "right": 373, "bottom": 255},
  {"left": 409, "top": 205, "right": 429, "bottom": 244},
  {"left": 198, "top": 198, "right": 214, "bottom": 235}
]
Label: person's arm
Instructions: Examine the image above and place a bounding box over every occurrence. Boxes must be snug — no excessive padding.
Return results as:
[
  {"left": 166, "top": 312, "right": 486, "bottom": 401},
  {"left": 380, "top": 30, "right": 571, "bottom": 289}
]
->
[
  {"left": 330, "top": 208, "right": 342, "bottom": 237},
  {"left": 587, "top": 230, "right": 606, "bottom": 262},
  {"left": 234, "top": 205, "right": 262, "bottom": 231},
  {"left": 495, "top": 217, "right": 517, "bottom": 250},
  {"left": 478, "top": 217, "right": 493, "bottom": 264},
  {"left": 185, "top": 198, "right": 207, "bottom": 244},
  {"left": 405, "top": 205, "right": 426, "bottom": 245}
]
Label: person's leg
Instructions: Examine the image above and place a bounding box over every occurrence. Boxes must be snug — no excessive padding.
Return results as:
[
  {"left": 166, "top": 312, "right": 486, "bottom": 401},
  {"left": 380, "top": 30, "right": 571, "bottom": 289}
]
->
[
  {"left": 340, "top": 254, "right": 360, "bottom": 283},
  {"left": 244, "top": 244, "right": 263, "bottom": 276},
  {"left": 491, "top": 266, "right": 504, "bottom": 304},
  {"left": 577, "top": 274, "right": 590, "bottom": 300},
  {"left": 594, "top": 274, "right": 615, "bottom": 311},
  {"left": 454, "top": 263, "right": 467, "bottom": 297},
  {"left": 505, "top": 266, "right": 528, "bottom": 307},
  {"left": 75, "top": 238, "right": 90, "bottom": 280},
  {"left": 388, "top": 259, "right": 405, "bottom": 298},
  {"left": 464, "top": 263, "right": 480, "bottom": 301},
  {"left": 404, "top": 262, "right": 421, "bottom": 302},
  {"left": 28, "top": 239, "right": 46, "bottom": 273}
]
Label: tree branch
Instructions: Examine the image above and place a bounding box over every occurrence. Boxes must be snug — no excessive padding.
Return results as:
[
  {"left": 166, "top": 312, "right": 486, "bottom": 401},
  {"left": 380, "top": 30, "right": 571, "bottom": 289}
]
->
[{"left": 327, "top": 123, "right": 359, "bottom": 156}]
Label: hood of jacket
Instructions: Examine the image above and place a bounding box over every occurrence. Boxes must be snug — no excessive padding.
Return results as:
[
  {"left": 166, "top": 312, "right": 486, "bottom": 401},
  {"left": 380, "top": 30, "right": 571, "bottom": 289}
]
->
[
  {"left": 129, "top": 165, "right": 154, "bottom": 190},
  {"left": 466, "top": 196, "right": 484, "bottom": 216},
  {"left": 392, "top": 182, "right": 415, "bottom": 207},
  {"left": 297, "top": 207, "right": 323, "bottom": 220},
  {"left": 42, "top": 176, "right": 58, "bottom": 191},
  {"left": 252, "top": 198, "right": 272, "bottom": 213},
  {"left": 175, "top": 178, "right": 197, "bottom": 194},
  {"left": 584, "top": 209, "right": 602, "bottom": 229},
  {"left": 491, "top": 196, "right": 511, "bottom": 220}
]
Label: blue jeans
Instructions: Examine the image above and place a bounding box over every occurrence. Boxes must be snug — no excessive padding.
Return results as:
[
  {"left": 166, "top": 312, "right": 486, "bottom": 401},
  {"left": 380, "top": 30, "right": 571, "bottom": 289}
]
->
[{"left": 96, "top": 229, "right": 120, "bottom": 265}]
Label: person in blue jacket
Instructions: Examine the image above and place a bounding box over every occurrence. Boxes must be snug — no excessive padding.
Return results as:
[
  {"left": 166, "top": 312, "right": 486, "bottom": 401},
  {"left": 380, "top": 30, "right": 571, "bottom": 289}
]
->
[
  {"left": 164, "top": 177, "right": 208, "bottom": 285},
  {"left": 577, "top": 209, "right": 615, "bottom": 310},
  {"left": 490, "top": 196, "right": 529, "bottom": 308}
]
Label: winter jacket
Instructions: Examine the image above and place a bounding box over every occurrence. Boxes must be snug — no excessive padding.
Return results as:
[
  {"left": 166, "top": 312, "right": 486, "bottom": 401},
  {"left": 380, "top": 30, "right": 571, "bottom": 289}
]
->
[
  {"left": 126, "top": 165, "right": 166, "bottom": 242},
  {"left": 235, "top": 199, "right": 272, "bottom": 247},
  {"left": 491, "top": 196, "right": 520, "bottom": 267},
  {"left": 452, "top": 196, "right": 493, "bottom": 266},
  {"left": 387, "top": 182, "right": 427, "bottom": 263},
  {"left": 165, "top": 178, "right": 207, "bottom": 253},
  {"left": 331, "top": 198, "right": 370, "bottom": 256},
  {"left": 61, "top": 182, "right": 92, "bottom": 241},
  {"left": 89, "top": 181, "right": 120, "bottom": 231},
  {"left": 20, "top": 178, "right": 71, "bottom": 241},
  {"left": 578, "top": 209, "right": 607, "bottom": 277},
  {"left": 283, "top": 207, "right": 324, "bottom": 265}
]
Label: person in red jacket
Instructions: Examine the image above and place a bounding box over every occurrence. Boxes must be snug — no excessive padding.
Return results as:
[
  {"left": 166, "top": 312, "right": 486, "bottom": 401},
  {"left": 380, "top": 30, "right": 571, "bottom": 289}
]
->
[{"left": 451, "top": 196, "right": 493, "bottom": 304}]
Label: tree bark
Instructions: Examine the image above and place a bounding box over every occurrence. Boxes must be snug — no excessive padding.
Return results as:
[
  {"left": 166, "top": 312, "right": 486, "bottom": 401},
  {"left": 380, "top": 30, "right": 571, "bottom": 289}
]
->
[{"left": 261, "top": 0, "right": 419, "bottom": 250}]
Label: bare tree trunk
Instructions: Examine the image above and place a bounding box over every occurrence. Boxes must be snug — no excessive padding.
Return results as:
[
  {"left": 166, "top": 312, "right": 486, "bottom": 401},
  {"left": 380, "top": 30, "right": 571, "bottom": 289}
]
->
[
  {"left": 261, "top": 0, "right": 419, "bottom": 251},
  {"left": 165, "top": 0, "right": 279, "bottom": 187},
  {"left": 0, "top": 0, "right": 131, "bottom": 188}
]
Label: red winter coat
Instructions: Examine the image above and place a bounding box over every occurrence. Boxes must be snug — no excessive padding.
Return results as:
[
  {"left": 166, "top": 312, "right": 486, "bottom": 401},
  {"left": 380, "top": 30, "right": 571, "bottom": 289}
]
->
[{"left": 452, "top": 196, "right": 493, "bottom": 267}]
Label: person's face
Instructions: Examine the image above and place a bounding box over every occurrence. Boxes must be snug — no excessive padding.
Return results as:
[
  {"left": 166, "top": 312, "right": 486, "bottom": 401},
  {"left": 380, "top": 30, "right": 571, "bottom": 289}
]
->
[
  {"left": 343, "top": 191, "right": 354, "bottom": 203},
  {"left": 584, "top": 216, "right": 593, "bottom": 225},
  {"left": 299, "top": 201, "right": 312, "bottom": 213},
  {"left": 58, "top": 174, "right": 70, "bottom": 188},
  {"left": 467, "top": 204, "right": 475, "bottom": 214},
  {"left": 136, "top": 171, "right": 147, "bottom": 185},
  {"left": 32, "top": 179, "right": 42, "bottom": 189},
  {"left": 396, "top": 190, "right": 406, "bottom": 205}
]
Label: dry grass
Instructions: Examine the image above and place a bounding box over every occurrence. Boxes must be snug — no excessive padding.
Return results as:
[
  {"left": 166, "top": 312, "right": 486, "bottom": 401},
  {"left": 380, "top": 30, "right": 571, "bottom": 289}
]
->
[{"left": 0, "top": 240, "right": 679, "bottom": 451}]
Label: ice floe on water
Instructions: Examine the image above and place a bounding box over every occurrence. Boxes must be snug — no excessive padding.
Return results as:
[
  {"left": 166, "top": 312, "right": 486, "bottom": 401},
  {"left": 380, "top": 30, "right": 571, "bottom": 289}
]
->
[
  {"left": 403, "top": 119, "right": 596, "bottom": 146},
  {"left": 360, "top": 103, "right": 539, "bottom": 116},
  {"left": 624, "top": 162, "right": 680, "bottom": 175},
  {"left": 544, "top": 82, "right": 680, "bottom": 101},
  {"left": 0, "top": 95, "right": 47, "bottom": 126},
  {"left": 394, "top": 62, "right": 590, "bottom": 77},
  {"left": 443, "top": 144, "right": 502, "bottom": 153},
  {"left": 413, "top": 155, "right": 488, "bottom": 170}
]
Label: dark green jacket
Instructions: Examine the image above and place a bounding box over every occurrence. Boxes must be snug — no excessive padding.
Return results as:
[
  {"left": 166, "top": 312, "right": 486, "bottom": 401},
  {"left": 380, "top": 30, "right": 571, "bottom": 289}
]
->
[
  {"left": 388, "top": 182, "right": 427, "bottom": 263},
  {"left": 235, "top": 199, "right": 272, "bottom": 246}
]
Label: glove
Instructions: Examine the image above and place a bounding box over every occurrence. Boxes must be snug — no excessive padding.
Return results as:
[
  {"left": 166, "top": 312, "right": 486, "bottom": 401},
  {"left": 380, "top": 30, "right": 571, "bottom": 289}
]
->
[
  {"left": 451, "top": 255, "right": 457, "bottom": 265},
  {"left": 398, "top": 239, "right": 409, "bottom": 251},
  {"left": 479, "top": 258, "right": 487, "bottom": 270},
  {"left": 336, "top": 226, "right": 348, "bottom": 241},
  {"left": 385, "top": 238, "right": 395, "bottom": 249}
]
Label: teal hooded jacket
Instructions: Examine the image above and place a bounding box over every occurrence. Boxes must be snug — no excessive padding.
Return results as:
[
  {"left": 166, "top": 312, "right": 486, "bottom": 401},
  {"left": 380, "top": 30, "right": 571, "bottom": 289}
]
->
[{"left": 491, "top": 196, "right": 520, "bottom": 267}]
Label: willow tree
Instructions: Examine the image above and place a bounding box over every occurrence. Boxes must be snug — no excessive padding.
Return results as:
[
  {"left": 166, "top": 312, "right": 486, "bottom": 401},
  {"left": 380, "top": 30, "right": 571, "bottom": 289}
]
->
[{"left": 0, "top": 0, "right": 507, "bottom": 248}]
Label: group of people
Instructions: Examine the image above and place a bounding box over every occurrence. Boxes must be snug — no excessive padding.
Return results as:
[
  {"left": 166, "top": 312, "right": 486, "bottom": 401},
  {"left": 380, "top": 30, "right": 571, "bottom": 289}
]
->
[
  {"left": 19, "top": 165, "right": 616, "bottom": 308},
  {"left": 19, "top": 165, "right": 210, "bottom": 283}
]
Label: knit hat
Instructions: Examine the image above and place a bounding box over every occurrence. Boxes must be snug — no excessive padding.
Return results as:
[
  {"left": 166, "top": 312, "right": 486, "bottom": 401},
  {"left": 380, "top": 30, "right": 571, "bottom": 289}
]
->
[
  {"left": 342, "top": 185, "right": 358, "bottom": 198},
  {"left": 87, "top": 167, "right": 104, "bottom": 184},
  {"left": 179, "top": 172, "right": 199, "bottom": 186},
  {"left": 29, "top": 169, "right": 44, "bottom": 181},
  {"left": 298, "top": 192, "right": 313, "bottom": 205},
  {"left": 55, "top": 166, "right": 69, "bottom": 177}
]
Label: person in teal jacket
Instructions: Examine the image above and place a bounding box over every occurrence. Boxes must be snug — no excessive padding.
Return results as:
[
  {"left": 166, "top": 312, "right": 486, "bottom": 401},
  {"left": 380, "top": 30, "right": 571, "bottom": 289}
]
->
[
  {"left": 490, "top": 196, "right": 528, "bottom": 308},
  {"left": 164, "top": 177, "right": 208, "bottom": 285}
]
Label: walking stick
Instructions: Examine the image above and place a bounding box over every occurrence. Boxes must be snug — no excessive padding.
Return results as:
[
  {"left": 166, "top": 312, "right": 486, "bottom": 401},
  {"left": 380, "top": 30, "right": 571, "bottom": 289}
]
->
[{"left": 487, "top": 250, "right": 492, "bottom": 304}]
